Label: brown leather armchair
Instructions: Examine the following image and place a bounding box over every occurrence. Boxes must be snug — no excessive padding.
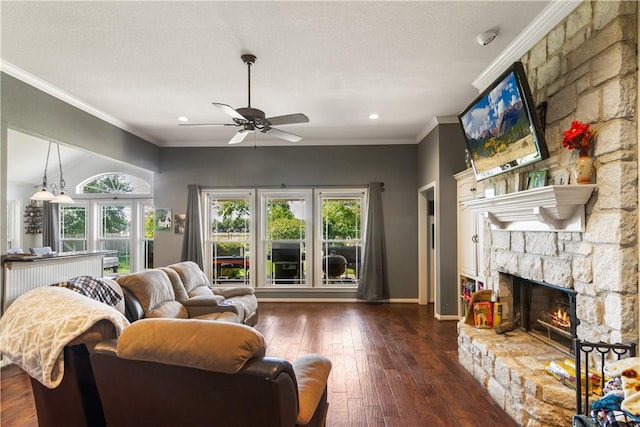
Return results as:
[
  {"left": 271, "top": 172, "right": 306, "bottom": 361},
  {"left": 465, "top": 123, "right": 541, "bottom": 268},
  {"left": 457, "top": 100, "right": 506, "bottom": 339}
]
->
[{"left": 90, "top": 318, "right": 331, "bottom": 427}]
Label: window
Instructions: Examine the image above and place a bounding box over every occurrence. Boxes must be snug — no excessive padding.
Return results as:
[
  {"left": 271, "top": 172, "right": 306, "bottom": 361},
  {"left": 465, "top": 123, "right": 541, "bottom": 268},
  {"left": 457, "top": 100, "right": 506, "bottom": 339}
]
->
[
  {"left": 205, "top": 191, "right": 254, "bottom": 286},
  {"left": 6, "top": 200, "right": 20, "bottom": 250},
  {"left": 261, "top": 190, "right": 312, "bottom": 286},
  {"left": 316, "top": 190, "right": 364, "bottom": 286},
  {"left": 79, "top": 173, "right": 150, "bottom": 194},
  {"left": 60, "top": 205, "right": 87, "bottom": 252},
  {"left": 204, "top": 187, "right": 365, "bottom": 289},
  {"left": 142, "top": 202, "right": 154, "bottom": 269},
  {"left": 99, "top": 203, "right": 131, "bottom": 274}
]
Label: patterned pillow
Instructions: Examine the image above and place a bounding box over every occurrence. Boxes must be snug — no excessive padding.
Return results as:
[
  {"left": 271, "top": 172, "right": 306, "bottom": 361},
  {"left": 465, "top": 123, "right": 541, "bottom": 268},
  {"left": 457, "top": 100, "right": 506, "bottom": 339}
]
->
[{"left": 52, "top": 276, "right": 122, "bottom": 307}]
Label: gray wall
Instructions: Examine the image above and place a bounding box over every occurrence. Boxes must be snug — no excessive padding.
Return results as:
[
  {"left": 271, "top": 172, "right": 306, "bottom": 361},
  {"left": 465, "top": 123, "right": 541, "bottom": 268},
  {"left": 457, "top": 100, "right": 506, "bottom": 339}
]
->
[
  {"left": 417, "top": 127, "right": 439, "bottom": 186},
  {"left": 154, "top": 145, "right": 419, "bottom": 299},
  {"left": 1, "top": 73, "right": 160, "bottom": 172},
  {"left": 417, "top": 122, "right": 467, "bottom": 315}
]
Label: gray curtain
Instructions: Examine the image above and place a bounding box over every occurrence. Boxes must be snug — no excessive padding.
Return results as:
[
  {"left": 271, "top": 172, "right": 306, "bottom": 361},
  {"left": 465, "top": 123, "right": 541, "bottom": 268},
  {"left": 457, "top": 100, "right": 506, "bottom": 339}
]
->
[
  {"left": 357, "top": 182, "right": 389, "bottom": 301},
  {"left": 180, "top": 184, "right": 204, "bottom": 269},
  {"left": 42, "top": 201, "right": 59, "bottom": 251}
]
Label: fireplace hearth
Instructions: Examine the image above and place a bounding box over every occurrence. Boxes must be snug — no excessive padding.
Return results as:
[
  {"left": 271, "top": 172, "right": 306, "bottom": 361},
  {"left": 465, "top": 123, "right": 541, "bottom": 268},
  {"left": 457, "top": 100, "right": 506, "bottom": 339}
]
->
[{"left": 510, "top": 275, "right": 578, "bottom": 354}]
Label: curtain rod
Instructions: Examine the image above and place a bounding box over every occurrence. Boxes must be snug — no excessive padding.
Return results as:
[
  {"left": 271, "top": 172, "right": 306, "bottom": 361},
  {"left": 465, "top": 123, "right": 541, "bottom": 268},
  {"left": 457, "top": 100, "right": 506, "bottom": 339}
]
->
[{"left": 198, "top": 182, "right": 384, "bottom": 190}]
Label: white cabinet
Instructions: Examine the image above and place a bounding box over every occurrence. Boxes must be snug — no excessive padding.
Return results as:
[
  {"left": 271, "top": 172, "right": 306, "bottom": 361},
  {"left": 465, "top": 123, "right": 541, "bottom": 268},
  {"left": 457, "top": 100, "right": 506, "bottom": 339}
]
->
[{"left": 455, "top": 169, "right": 485, "bottom": 318}]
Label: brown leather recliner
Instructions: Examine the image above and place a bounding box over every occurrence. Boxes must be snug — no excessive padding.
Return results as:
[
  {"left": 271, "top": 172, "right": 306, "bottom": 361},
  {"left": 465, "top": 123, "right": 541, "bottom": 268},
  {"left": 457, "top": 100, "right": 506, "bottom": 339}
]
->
[
  {"left": 116, "top": 261, "right": 259, "bottom": 326},
  {"left": 90, "top": 318, "right": 331, "bottom": 427},
  {"left": 1, "top": 280, "right": 129, "bottom": 427},
  {"left": 165, "top": 261, "right": 259, "bottom": 326},
  {"left": 116, "top": 267, "right": 240, "bottom": 323}
]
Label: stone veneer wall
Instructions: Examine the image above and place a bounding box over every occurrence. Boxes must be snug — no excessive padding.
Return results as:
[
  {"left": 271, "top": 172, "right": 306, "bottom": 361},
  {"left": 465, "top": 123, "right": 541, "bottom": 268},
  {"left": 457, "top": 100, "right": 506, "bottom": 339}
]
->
[
  {"left": 486, "top": 0, "right": 638, "bottom": 344},
  {"left": 458, "top": 2, "right": 638, "bottom": 426},
  {"left": 458, "top": 324, "right": 577, "bottom": 426}
]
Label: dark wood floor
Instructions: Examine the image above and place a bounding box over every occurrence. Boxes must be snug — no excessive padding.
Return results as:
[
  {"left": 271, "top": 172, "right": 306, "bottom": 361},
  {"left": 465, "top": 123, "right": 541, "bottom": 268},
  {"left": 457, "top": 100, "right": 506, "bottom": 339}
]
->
[{"left": 1, "top": 302, "right": 516, "bottom": 427}]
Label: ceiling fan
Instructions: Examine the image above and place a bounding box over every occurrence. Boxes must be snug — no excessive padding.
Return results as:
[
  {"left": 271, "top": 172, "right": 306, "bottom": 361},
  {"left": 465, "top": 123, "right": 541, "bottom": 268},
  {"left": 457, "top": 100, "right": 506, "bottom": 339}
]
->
[{"left": 180, "top": 54, "right": 309, "bottom": 145}]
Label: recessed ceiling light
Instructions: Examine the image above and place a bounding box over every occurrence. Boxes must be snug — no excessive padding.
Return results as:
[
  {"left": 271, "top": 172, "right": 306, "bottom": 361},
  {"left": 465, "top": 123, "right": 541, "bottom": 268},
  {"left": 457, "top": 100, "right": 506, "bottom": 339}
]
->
[
  {"left": 178, "top": 116, "right": 189, "bottom": 122},
  {"left": 369, "top": 113, "right": 380, "bottom": 120}
]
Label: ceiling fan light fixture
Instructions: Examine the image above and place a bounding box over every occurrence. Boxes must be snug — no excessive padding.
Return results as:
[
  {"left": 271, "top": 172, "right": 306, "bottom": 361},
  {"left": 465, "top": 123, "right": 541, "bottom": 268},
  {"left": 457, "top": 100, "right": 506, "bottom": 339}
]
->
[{"left": 186, "top": 52, "right": 308, "bottom": 145}]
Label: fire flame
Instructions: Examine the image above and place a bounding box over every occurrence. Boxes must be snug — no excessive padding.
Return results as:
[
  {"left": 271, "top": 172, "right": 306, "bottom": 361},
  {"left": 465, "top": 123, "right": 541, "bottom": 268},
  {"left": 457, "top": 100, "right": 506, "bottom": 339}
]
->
[{"left": 552, "top": 307, "right": 570, "bottom": 328}]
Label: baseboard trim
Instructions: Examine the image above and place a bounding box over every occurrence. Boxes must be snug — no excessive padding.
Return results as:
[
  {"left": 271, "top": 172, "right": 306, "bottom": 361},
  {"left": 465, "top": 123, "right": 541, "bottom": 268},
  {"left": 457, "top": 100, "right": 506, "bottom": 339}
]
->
[
  {"left": 257, "top": 298, "right": 420, "bottom": 303},
  {"left": 435, "top": 313, "right": 461, "bottom": 321}
]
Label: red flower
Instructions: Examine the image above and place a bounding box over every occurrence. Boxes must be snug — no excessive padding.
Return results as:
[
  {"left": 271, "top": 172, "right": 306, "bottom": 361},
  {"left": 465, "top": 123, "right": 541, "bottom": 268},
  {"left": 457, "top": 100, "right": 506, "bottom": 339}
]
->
[{"left": 562, "top": 120, "right": 596, "bottom": 156}]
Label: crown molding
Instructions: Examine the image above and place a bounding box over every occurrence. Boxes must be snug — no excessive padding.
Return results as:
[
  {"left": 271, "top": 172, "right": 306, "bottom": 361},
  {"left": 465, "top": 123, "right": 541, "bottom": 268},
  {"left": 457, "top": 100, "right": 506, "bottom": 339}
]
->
[
  {"left": 415, "top": 117, "right": 439, "bottom": 143},
  {"left": 436, "top": 115, "right": 459, "bottom": 124},
  {"left": 1, "top": 60, "right": 160, "bottom": 145},
  {"left": 165, "top": 136, "right": 415, "bottom": 148},
  {"left": 472, "top": 0, "right": 582, "bottom": 92},
  {"left": 415, "top": 115, "right": 459, "bottom": 143}
]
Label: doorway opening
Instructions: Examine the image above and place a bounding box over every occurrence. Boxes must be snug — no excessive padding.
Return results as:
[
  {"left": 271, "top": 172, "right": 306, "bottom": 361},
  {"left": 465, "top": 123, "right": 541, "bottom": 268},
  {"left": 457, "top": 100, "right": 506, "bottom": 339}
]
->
[{"left": 418, "top": 183, "right": 436, "bottom": 309}]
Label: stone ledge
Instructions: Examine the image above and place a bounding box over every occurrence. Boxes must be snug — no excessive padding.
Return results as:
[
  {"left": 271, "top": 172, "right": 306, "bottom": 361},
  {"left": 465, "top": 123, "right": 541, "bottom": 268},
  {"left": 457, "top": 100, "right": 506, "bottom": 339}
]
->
[{"left": 458, "top": 321, "right": 576, "bottom": 427}]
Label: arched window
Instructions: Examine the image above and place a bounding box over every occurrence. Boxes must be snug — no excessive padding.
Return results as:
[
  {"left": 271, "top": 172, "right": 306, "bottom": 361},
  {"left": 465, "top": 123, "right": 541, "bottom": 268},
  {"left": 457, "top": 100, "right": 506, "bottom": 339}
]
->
[{"left": 78, "top": 173, "right": 151, "bottom": 195}]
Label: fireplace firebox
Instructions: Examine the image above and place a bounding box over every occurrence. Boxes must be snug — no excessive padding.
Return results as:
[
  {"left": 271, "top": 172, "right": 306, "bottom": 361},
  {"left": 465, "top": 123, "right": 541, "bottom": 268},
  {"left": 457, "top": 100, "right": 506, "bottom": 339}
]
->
[{"left": 510, "top": 276, "right": 578, "bottom": 354}]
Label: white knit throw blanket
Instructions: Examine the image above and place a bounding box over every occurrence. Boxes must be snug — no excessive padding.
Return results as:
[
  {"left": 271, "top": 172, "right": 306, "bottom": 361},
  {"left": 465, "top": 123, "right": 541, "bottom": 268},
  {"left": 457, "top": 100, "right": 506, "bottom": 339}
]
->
[{"left": 0, "top": 286, "right": 129, "bottom": 388}]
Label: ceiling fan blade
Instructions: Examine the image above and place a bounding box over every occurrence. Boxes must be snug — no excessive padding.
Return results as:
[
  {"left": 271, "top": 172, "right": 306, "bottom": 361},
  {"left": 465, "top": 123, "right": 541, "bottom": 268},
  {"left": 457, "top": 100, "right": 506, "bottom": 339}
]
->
[
  {"left": 212, "top": 103, "right": 247, "bottom": 121},
  {"left": 178, "top": 123, "right": 237, "bottom": 127},
  {"left": 265, "top": 127, "right": 302, "bottom": 143},
  {"left": 228, "top": 130, "right": 250, "bottom": 145},
  {"left": 266, "top": 113, "right": 309, "bottom": 126}
]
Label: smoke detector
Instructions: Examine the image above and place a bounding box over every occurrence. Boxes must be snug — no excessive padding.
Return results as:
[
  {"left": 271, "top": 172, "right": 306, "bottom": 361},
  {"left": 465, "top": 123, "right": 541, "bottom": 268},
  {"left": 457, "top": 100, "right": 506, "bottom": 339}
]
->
[{"left": 476, "top": 30, "right": 499, "bottom": 46}]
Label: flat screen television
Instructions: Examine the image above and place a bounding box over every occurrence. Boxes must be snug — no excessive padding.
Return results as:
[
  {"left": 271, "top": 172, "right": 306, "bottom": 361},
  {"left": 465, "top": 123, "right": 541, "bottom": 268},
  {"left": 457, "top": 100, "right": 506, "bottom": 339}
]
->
[{"left": 458, "top": 61, "right": 549, "bottom": 181}]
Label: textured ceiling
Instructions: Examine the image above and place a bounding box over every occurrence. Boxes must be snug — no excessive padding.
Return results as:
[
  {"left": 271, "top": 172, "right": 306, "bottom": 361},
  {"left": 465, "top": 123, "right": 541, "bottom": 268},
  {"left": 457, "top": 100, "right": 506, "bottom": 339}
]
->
[{"left": 1, "top": 1, "right": 556, "bottom": 149}]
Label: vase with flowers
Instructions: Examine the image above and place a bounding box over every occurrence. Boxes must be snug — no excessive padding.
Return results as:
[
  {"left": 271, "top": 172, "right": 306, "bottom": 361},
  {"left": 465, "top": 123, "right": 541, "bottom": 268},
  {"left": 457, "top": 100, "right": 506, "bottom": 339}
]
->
[{"left": 562, "top": 120, "right": 597, "bottom": 184}]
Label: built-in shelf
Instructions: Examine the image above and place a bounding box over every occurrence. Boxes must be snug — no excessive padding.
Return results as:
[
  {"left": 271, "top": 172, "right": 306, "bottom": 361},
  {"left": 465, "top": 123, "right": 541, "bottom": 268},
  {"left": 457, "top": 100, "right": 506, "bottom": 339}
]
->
[{"left": 462, "top": 184, "right": 596, "bottom": 232}]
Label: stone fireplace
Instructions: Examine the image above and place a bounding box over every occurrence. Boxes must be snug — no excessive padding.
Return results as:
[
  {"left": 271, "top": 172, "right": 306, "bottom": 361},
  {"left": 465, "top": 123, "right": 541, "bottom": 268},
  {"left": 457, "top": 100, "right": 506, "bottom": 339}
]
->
[
  {"left": 457, "top": 2, "right": 638, "bottom": 425},
  {"left": 457, "top": 220, "right": 637, "bottom": 426},
  {"left": 457, "top": 260, "right": 628, "bottom": 427}
]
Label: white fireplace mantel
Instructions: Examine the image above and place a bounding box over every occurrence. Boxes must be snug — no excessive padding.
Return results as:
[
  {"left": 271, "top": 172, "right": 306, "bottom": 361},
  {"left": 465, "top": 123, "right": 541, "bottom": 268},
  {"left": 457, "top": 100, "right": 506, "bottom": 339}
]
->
[{"left": 462, "top": 184, "right": 596, "bottom": 232}]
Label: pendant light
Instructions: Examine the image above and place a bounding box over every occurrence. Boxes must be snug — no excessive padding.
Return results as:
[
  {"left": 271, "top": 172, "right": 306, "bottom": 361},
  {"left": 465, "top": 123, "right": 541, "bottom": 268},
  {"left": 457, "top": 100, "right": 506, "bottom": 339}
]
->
[
  {"left": 50, "top": 143, "right": 74, "bottom": 204},
  {"left": 30, "top": 142, "right": 55, "bottom": 201}
]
